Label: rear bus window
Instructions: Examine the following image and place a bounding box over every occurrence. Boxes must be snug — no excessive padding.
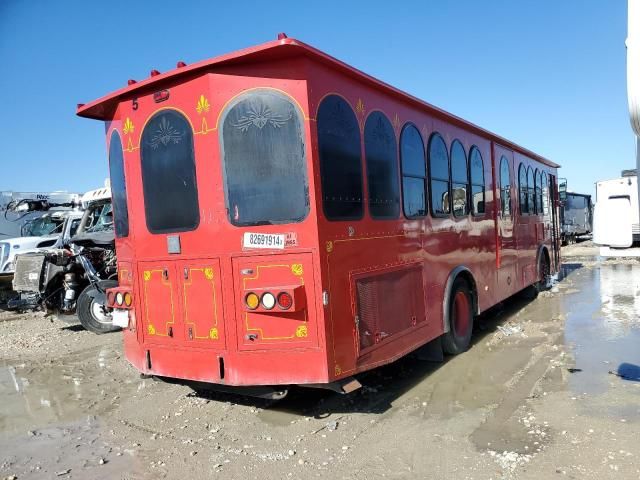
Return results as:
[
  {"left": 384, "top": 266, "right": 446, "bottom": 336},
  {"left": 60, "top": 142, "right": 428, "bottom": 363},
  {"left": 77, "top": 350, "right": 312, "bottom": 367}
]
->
[
  {"left": 317, "top": 95, "right": 363, "bottom": 220},
  {"left": 141, "top": 110, "right": 199, "bottom": 233},
  {"left": 108, "top": 131, "right": 129, "bottom": 237},
  {"left": 220, "top": 90, "right": 309, "bottom": 226}
]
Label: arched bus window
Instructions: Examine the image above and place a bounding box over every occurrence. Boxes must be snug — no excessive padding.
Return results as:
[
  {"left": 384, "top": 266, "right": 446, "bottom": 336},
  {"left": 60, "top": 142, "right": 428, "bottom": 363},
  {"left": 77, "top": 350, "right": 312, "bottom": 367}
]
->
[
  {"left": 108, "top": 130, "right": 129, "bottom": 237},
  {"left": 500, "top": 156, "right": 511, "bottom": 217},
  {"left": 541, "top": 172, "right": 549, "bottom": 216},
  {"left": 518, "top": 163, "right": 528, "bottom": 214},
  {"left": 535, "top": 169, "right": 543, "bottom": 214},
  {"left": 450, "top": 140, "right": 468, "bottom": 217},
  {"left": 317, "top": 95, "right": 363, "bottom": 220},
  {"left": 428, "top": 133, "right": 450, "bottom": 216},
  {"left": 470, "top": 146, "right": 485, "bottom": 215},
  {"left": 527, "top": 166, "right": 535, "bottom": 213},
  {"left": 141, "top": 110, "right": 199, "bottom": 233},
  {"left": 221, "top": 90, "right": 309, "bottom": 226},
  {"left": 400, "top": 123, "right": 427, "bottom": 218},
  {"left": 364, "top": 112, "right": 400, "bottom": 219}
]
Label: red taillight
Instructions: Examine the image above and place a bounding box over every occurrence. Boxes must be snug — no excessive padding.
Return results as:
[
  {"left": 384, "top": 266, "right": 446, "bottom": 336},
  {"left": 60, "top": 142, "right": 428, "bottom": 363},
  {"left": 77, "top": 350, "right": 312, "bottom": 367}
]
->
[
  {"left": 107, "top": 291, "right": 115, "bottom": 306},
  {"left": 277, "top": 292, "right": 293, "bottom": 310}
]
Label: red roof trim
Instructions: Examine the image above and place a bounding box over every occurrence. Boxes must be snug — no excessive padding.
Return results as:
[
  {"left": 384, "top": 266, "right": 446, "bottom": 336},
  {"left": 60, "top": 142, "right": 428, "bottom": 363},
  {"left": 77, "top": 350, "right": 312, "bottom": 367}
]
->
[{"left": 76, "top": 37, "right": 559, "bottom": 168}]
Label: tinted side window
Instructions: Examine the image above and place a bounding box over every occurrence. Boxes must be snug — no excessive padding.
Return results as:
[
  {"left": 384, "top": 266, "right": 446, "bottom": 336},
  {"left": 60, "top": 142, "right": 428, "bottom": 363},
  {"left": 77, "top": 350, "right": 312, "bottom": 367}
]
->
[
  {"left": 428, "top": 133, "right": 450, "bottom": 215},
  {"left": 450, "top": 140, "right": 468, "bottom": 217},
  {"left": 108, "top": 131, "right": 129, "bottom": 237},
  {"left": 221, "top": 90, "right": 308, "bottom": 226},
  {"left": 535, "top": 169, "right": 542, "bottom": 214},
  {"left": 518, "top": 163, "right": 528, "bottom": 214},
  {"left": 470, "top": 146, "right": 485, "bottom": 215},
  {"left": 500, "top": 156, "right": 511, "bottom": 217},
  {"left": 541, "top": 172, "right": 549, "bottom": 216},
  {"left": 364, "top": 112, "right": 400, "bottom": 219},
  {"left": 317, "top": 95, "right": 363, "bottom": 220},
  {"left": 400, "top": 124, "right": 427, "bottom": 218},
  {"left": 527, "top": 167, "right": 535, "bottom": 213},
  {"left": 141, "top": 110, "right": 199, "bottom": 233}
]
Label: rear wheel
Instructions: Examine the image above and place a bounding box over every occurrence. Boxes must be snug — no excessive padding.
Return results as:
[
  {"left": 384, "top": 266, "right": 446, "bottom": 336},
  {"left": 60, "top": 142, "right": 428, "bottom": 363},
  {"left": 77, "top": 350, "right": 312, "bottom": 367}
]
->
[
  {"left": 535, "top": 252, "right": 551, "bottom": 293},
  {"left": 77, "top": 280, "right": 120, "bottom": 334},
  {"left": 442, "top": 278, "right": 474, "bottom": 355}
]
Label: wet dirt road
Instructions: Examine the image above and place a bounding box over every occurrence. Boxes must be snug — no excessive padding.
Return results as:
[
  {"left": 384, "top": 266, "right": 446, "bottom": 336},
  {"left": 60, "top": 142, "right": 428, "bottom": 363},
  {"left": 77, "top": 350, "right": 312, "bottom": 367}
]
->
[{"left": 1, "top": 244, "right": 639, "bottom": 479}]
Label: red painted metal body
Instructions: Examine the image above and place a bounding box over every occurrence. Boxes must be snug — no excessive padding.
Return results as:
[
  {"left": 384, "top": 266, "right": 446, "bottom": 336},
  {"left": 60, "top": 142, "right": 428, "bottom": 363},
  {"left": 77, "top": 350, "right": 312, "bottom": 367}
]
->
[{"left": 78, "top": 37, "right": 560, "bottom": 388}]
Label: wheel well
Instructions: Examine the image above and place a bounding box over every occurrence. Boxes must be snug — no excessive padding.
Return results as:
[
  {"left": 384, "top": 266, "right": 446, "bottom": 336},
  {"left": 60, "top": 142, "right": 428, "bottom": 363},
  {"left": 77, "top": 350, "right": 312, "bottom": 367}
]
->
[
  {"left": 537, "top": 245, "right": 550, "bottom": 272},
  {"left": 442, "top": 267, "right": 479, "bottom": 334}
]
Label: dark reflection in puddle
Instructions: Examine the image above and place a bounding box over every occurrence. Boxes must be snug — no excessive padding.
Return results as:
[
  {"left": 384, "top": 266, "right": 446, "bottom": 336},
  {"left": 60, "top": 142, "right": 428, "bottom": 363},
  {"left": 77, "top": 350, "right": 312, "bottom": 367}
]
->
[{"left": 563, "top": 264, "right": 640, "bottom": 396}]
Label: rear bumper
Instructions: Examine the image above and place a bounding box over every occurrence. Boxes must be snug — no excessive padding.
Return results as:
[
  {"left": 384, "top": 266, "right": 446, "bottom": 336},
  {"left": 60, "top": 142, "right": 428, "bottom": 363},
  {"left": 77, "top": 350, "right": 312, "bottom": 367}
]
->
[{"left": 123, "top": 329, "right": 329, "bottom": 386}]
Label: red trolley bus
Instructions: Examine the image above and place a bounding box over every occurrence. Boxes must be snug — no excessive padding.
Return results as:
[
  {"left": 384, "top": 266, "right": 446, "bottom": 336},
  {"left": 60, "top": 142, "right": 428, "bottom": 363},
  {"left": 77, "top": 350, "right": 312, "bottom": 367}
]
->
[{"left": 77, "top": 35, "right": 560, "bottom": 397}]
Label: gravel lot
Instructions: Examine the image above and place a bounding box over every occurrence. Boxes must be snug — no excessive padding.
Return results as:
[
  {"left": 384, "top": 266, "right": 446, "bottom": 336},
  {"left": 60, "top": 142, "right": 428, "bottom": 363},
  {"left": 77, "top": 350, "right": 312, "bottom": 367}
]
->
[{"left": 1, "top": 242, "right": 639, "bottom": 479}]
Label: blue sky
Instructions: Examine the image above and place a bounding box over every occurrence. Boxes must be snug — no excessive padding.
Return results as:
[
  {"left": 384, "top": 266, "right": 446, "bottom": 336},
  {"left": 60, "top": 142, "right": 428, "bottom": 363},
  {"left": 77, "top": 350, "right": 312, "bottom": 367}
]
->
[{"left": 0, "top": 0, "right": 633, "bottom": 197}]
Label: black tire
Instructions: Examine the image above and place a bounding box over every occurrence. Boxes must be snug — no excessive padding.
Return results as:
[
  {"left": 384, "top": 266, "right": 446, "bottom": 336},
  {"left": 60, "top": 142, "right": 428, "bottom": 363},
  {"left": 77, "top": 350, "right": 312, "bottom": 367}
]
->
[
  {"left": 442, "top": 278, "right": 474, "bottom": 355},
  {"left": 535, "top": 252, "right": 551, "bottom": 293},
  {"left": 77, "top": 280, "right": 120, "bottom": 334}
]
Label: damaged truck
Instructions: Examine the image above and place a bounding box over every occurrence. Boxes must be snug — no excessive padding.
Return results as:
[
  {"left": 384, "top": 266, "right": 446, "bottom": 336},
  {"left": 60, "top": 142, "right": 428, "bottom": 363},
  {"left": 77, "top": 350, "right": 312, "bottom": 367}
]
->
[{"left": 10, "top": 186, "right": 120, "bottom": 334}]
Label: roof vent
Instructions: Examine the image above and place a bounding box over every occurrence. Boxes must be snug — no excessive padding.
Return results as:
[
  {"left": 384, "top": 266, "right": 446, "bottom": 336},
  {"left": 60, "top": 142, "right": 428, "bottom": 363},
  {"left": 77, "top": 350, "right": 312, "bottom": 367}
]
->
[
  {"left": 277, "top": 32, "right": 288, "bottom": 40},
  {"left": 150, "top": 69, "right": 161, "bottom": 77},
  {"left": 176, "top": 61, "right": 187, "bottom": 68},
  {"left": 127, "top": 79, "right": 137, "bottom": 85}
]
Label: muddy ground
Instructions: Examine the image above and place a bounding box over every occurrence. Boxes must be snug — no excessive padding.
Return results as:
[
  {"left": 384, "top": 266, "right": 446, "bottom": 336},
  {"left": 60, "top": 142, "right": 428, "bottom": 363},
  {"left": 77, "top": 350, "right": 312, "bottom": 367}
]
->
[{"left": 1, "top": 242, "right": 640, "bottom": 479}]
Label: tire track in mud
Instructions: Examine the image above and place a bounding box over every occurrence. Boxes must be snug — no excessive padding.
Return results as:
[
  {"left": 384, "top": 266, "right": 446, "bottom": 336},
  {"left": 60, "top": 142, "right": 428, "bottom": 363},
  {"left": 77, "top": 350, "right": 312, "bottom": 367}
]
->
[{"left": 470, "top": 342, "right": 564, "bottom": 455}]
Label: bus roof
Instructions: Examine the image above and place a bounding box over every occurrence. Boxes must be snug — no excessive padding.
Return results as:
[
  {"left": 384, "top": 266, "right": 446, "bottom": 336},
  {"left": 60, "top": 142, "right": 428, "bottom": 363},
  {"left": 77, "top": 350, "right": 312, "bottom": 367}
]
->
[{"left": 77, "top": 36, "right": 559, "bottom": 169}]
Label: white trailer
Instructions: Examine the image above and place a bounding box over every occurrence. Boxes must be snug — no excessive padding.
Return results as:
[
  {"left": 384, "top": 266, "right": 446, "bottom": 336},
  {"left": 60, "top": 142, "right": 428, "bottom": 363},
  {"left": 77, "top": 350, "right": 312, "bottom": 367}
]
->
[{"left": 593, "top": 173, "right": 640, "bottom": 256}]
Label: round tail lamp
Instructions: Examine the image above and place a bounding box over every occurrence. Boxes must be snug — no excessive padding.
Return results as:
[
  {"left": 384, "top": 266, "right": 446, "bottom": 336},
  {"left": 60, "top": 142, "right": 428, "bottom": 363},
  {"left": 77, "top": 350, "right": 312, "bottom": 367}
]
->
[
  {"left": 245, "top": 292, "right": 260, "bottom": 310},
  {"left": 261, "top": 292, "right": 276, "bottom": 310},
  {"left": 277, "top": 292, "right": 293, "bottom": 310}
]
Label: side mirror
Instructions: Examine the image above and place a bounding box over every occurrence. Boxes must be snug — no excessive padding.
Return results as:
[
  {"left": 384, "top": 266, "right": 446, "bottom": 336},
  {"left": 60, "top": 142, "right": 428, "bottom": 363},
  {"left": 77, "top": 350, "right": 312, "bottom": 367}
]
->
[{"left": 558, "top": 178, "right": 567, "bottom": 202}]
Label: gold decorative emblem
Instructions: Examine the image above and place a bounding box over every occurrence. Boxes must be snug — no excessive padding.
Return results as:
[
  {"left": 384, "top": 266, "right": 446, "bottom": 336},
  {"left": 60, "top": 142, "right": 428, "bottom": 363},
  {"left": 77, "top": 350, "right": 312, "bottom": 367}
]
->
[
  {"left": 123, "top": 117, "right": 135, "bottom": 135},
  {"left": 393, "top": 113, "right": 400, "bottom": 130},
  {"left": 143, "top": 271, "right": 151, "bottom": 281},
  {"left": 196, "top": 94, "right": 210, "bottom": 114},
  {"left": 355, "top": 98, "right": 365, "bottom": 116},
  {"left": 209, "top": 328, "right": 219, "bottom": 339},
  {"left": 291, "top": 264, "right": 303, "bottom": 276},
  {"left": 204, "top": 267, "right": 214, "bottom": 280},
  {"left": 147, "top": 324, "right": 156, "bottom": 335},
  {"left": 295, "top": 325, "right": 308, "bottom": 338},
  {"left": 334, "top": 364, "right": 342, "bottom": 376},
  {"left": 326, "top": 241, "right": 334, "bottom": 253}
]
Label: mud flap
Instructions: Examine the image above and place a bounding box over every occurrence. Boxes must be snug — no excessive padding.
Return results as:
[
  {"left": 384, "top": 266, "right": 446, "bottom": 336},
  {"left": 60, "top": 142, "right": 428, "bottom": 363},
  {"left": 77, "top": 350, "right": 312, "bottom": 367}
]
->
[
  {"left": 305, "top": 377, "right": 363, "bottom": 394},
  {"left": 413, "top": 336, "right": 444, "bottom": 362}
]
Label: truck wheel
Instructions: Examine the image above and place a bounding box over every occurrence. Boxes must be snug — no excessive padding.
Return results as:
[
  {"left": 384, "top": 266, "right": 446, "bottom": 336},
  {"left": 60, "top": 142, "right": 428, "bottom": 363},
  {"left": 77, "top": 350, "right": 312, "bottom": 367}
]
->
[
  {"left": 77, "top": 281, "right": 120, "bottom": 334},
  {"left": 442, "top": 278, "right": 474, "bottom": 355}
]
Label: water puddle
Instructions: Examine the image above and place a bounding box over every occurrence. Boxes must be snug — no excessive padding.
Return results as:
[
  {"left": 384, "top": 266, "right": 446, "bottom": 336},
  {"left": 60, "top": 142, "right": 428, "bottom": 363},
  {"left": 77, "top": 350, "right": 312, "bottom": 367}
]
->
[
  {"left": 563, "top": 264, "right": 640, "bottom": 397},
  {"left": 0, "top": 346, "right": 143, "bottom": 436}
]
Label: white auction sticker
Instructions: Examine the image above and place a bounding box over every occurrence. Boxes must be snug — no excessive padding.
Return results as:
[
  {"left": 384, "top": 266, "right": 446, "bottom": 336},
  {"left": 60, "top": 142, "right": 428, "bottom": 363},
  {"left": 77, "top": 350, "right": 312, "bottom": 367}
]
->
[{"left": 243, "top": 232, "right": 286, "bottom": 250}]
